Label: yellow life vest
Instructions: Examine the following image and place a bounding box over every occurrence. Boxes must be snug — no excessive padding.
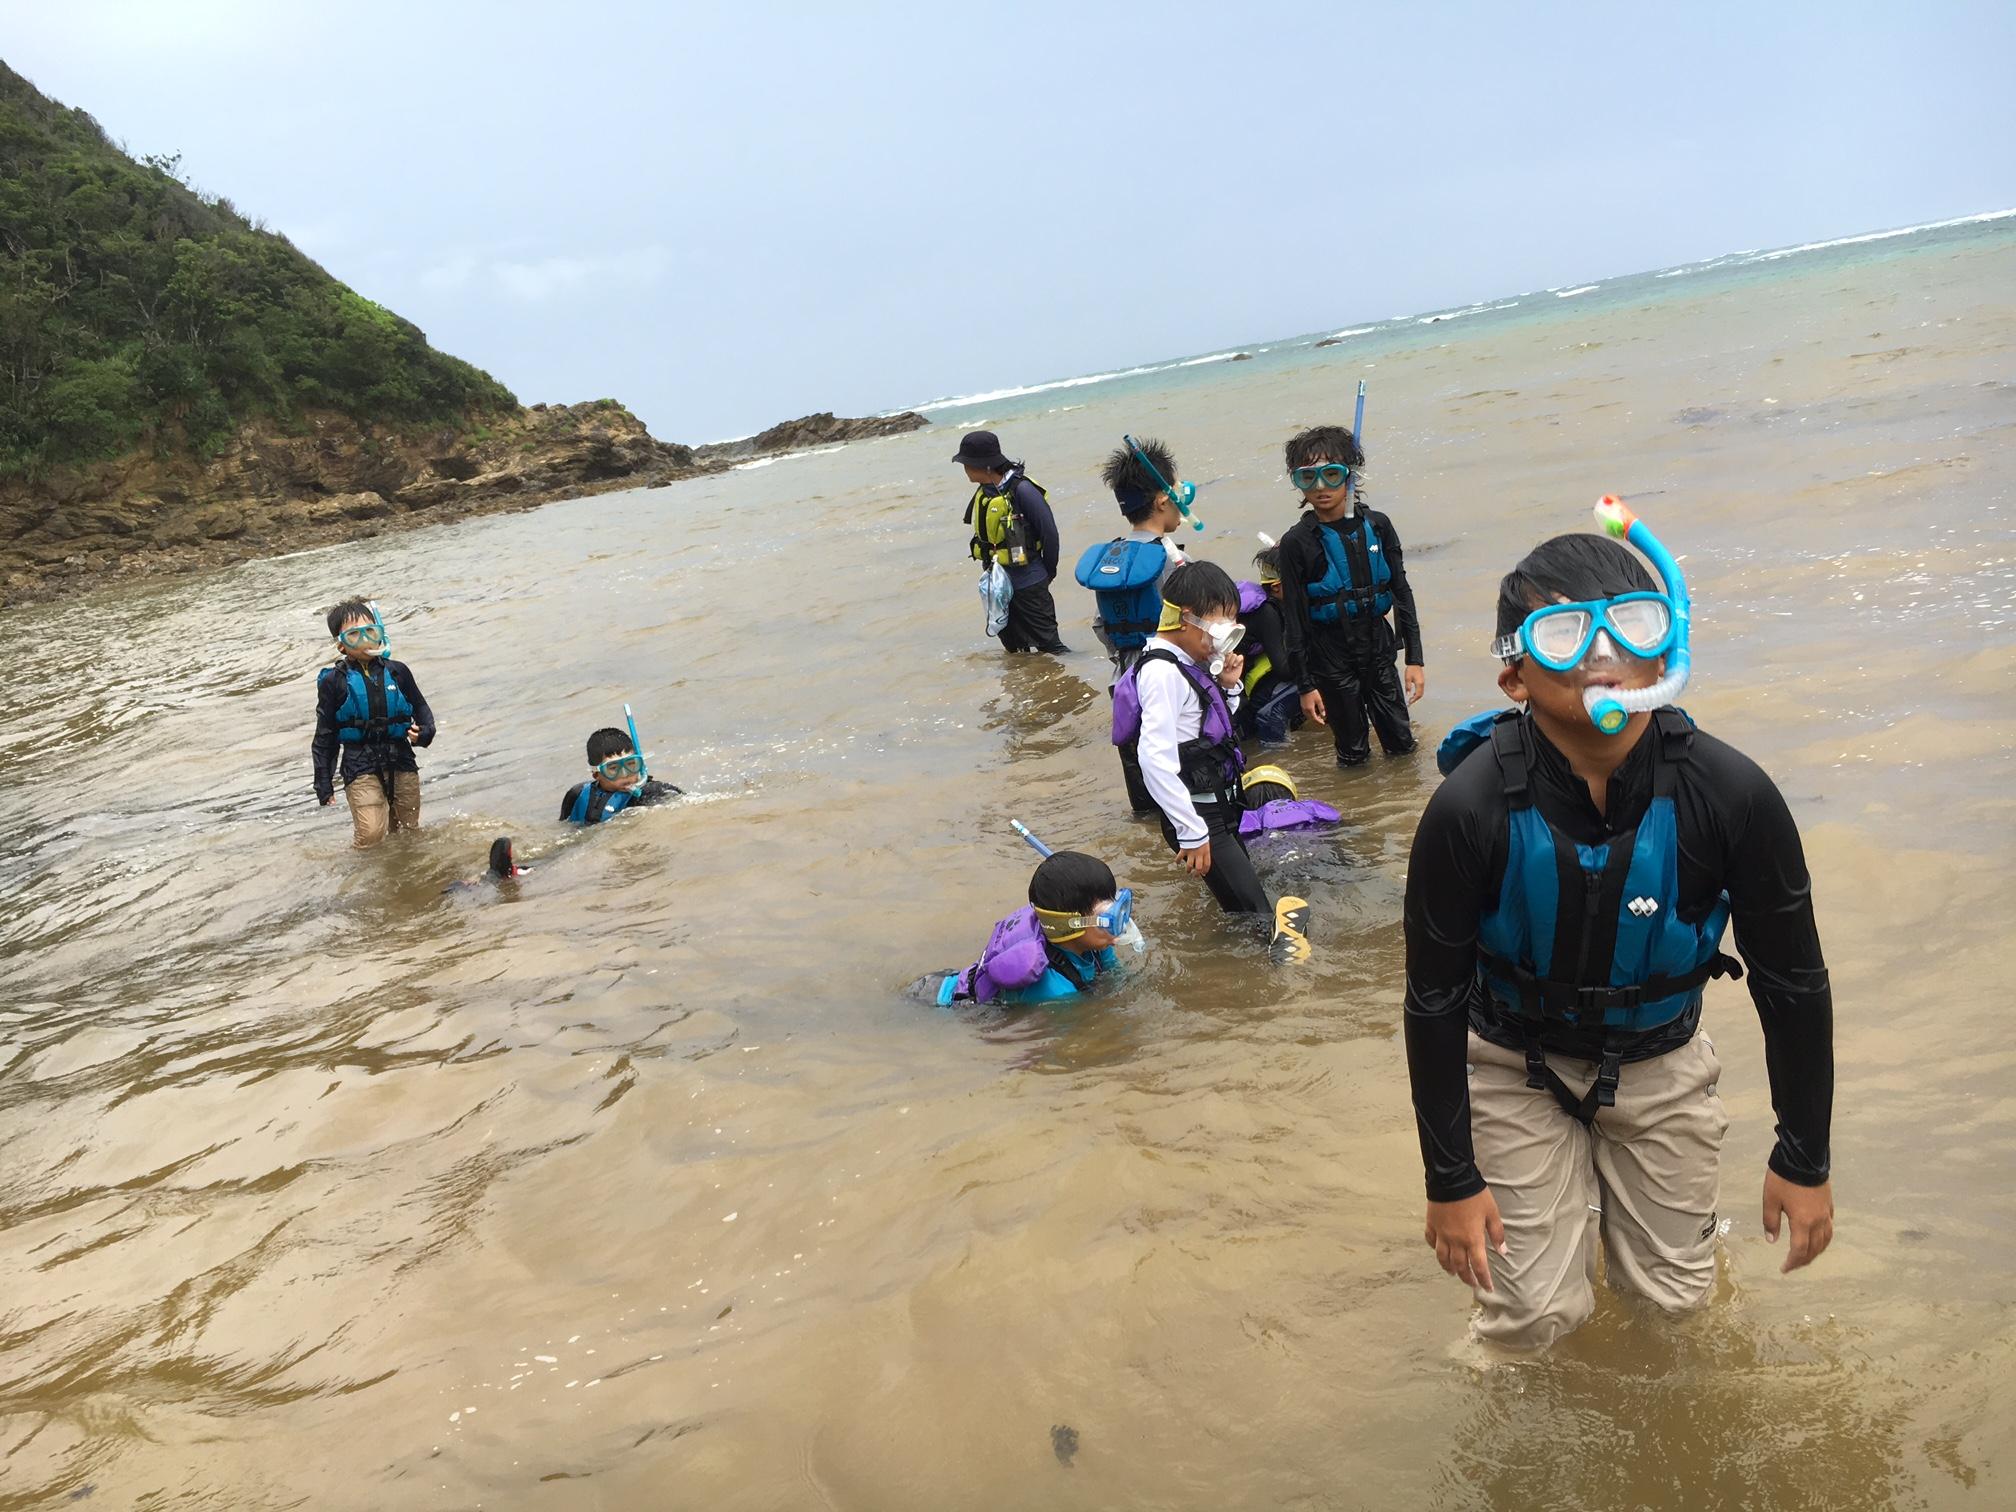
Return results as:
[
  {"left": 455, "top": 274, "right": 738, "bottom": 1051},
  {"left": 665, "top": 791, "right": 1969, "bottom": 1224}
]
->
[
  {"left": 966, "top": 475, "right": 1047, "bottom": 566},
  {"left": 1241, "top": 651, "right": 1274, "bottom": 695}
]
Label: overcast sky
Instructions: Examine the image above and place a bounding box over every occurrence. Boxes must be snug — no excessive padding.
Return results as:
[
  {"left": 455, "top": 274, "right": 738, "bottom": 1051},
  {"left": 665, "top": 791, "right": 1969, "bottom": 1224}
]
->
[{"left": 10, "top": 1, "right": 2014, "bottom": 440}]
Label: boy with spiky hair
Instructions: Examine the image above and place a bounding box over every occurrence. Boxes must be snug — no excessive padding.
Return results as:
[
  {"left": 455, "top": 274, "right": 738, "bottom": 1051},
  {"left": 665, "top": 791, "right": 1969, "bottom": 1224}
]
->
[
  {"left": 1275, "top": 424, "right": 1426, "bottom": 766},
  {"left": 312, "top": 598, "right": 435, "bottom": 849},
  {"left": 1081, "top": 435, "right": 1189, "bottom": 812}
]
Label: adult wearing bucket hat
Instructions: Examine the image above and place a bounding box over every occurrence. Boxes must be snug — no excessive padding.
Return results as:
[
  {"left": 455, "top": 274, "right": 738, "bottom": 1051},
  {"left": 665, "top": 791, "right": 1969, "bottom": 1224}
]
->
[{"left": 956, "top": 430, "right": 1070, "bottom": 654}]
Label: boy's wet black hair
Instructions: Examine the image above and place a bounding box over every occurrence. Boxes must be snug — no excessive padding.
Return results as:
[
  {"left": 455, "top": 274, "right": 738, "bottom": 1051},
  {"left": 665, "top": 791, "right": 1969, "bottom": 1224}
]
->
[
  {"left": 1284, "top": 425, "right": 1364, "bottom": 471},
  {"left": 1161, "top": 560, "right": 1240, "bottom": 618},
  {"left": 1101, "top": 437, "right": 1177, "bottom": 521},
  {"left": 488, "top": 836, "right": 517, "bottom": 876},
  {"left": 1028, "top": 850, "right": 1117, "bottom": 914},
  {"left": 324, "top": 599, "right": 374, "bottom": 637},
  {"left": 1253, "top": 545, "right": 1281, "bottom": 578},
  {"left": 1496, "top": 534, "right": 1658, "bottom": 638},
  {"left": 586, "top": 727, "right": 635, "bottom": 765},
  {"left": 1243, "top": 778, "right": 1293, "bottom": 807}
]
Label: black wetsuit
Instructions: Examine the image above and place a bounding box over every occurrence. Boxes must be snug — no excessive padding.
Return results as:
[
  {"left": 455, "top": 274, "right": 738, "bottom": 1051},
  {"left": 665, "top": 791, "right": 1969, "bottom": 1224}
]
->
[
  {"left": 1236, "top": 597, "right": 1300, "bottom": 743},
  {"left": 1278, "top": 508, "right": 1421, "bottom": 764},
  {"left": 311, "top": 658, "right": 436, "bottom": 803},
  {"left": 1403, "top": 715, "right": 1833, "bottom": 1202}
]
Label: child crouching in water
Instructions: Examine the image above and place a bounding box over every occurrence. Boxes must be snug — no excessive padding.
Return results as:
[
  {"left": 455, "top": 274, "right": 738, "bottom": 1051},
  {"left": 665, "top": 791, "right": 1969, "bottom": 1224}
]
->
[
  {"left": 932, "top": 849, "right": 1140, "bottom": 1006},
  {"left": 561, "top": 725, "right": 682, "bottom": 824}
]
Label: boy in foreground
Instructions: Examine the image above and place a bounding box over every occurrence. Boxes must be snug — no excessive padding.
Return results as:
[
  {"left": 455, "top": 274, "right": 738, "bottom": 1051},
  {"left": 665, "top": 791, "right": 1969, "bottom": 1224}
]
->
[
  {"left": 1404, "top": 507, "right": 1834, "bottom": 1347},
  {"left": 312, "top": 599, "right": 435, "bottom": 848}
]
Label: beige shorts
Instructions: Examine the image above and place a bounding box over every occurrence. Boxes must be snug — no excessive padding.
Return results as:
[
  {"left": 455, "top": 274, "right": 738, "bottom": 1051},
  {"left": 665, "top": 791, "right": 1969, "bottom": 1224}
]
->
[
  {"left": 344, "top": 769, "right": 421, "bottom": 849},
  {"left": 1466, "top": 1029, "right": 1728, "bottom": 1349}
]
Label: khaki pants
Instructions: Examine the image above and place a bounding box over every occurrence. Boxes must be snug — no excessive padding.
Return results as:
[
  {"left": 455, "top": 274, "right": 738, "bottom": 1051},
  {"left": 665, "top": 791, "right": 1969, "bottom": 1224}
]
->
[
  {"left": 1466, "top": 1030, "right": 1727, "bottom": 1348},
  {"left": 344, "top": 769, "right": 420, "bottom": 849}
]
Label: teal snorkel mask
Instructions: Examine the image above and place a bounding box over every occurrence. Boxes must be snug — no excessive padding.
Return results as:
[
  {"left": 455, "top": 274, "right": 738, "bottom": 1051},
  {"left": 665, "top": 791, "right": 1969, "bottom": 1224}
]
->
[
  {"left": 1491, "top": 497, "right": 1692, "bottom": 736},
  {"left": 1123, "top": 433, "right": 1204, "bottom": 533},
  {"left": 335, "top": 600, "right": 392, "bottom": 656}
]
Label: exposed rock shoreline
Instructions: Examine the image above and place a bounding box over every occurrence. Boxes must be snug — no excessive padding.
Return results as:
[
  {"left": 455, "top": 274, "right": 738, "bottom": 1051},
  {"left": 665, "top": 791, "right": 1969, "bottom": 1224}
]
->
[{"left": 0, "top": 405, "right": 927, "bottom": 609}]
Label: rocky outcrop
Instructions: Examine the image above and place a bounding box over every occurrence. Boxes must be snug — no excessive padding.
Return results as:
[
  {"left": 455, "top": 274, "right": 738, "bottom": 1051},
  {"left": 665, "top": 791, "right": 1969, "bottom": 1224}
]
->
[
  {"left": 0, "top": 402, "right": 934, "bottom": 608},
  {"left": 694, "top": 410, "right": 928, "bottom": 464},
  {"left": 0, "top": 400, "right": 715, "bottom": 607}
]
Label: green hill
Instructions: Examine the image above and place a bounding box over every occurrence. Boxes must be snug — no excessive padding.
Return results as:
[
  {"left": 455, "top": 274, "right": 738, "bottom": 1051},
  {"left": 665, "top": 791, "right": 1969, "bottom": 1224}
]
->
[{"left": 0, "top": 59, "right": 517, "bottom": 482}]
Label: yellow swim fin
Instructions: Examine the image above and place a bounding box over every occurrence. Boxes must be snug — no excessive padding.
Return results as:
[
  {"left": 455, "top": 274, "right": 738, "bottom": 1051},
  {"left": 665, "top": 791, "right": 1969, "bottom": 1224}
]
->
[{"left": 1270, "top": 895, "right": 1312, "bottom": 965}]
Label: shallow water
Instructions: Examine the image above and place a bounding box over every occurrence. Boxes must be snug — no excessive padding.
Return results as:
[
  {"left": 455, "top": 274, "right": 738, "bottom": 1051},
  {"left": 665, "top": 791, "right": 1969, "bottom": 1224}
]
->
[{"left": 2, "top": 223, "right": 2013, "bottom": 1510}]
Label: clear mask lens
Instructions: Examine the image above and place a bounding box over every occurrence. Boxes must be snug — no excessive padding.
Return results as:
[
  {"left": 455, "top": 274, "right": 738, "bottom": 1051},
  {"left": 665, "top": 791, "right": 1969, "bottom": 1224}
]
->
[
  {"left": 338, "top": 625, "right": 387, "bottom": 650},
  {"left": 595, "top": 754, "right": 647, "bottom": 780}
]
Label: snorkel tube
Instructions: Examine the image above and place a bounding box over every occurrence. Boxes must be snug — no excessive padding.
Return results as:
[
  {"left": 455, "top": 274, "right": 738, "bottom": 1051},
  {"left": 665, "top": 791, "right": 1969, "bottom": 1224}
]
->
[
  {"left": 1010, "top": 819, "right": 1053, "bottom": 858},
  {"left": 623, "top": 702, "right": 650, "bottom": 781},
  {"left": 1584, "top": 496, "right": 1691, "bottom": 736},
  {"left": 360, "top": 599, "right": 391, "bottom": 656},
  {"left": 1353, "top": 380, "right": 1367, "bottom": 446},
  {"left": 1123, "top": 433, "right": 1204, "bottom": 533}
]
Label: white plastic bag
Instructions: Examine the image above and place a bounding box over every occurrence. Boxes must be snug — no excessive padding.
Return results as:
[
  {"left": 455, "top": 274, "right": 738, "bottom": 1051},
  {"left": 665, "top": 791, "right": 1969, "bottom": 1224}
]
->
[{"left": 979, "top": 562, "right": 1012, "bottom": 637}]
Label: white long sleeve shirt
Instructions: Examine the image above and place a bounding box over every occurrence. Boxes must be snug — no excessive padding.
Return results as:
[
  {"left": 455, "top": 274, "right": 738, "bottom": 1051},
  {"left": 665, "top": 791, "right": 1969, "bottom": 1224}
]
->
[{"left": 1134, "top": 635, "right": 1243, "bottom": 848}]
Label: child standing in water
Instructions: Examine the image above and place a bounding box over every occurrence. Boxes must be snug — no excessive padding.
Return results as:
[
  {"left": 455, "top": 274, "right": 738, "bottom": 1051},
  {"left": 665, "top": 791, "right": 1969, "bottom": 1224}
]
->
[
  {"left": 1405, "top": 508, "right": 1835, "bottom": 1347},
  {"left": 1112, "top": 561, "right": 1272, "bottom": 916},
  {"left": 1236, "top": 545, "right": 1302, "bottom": 746},
  {"left": 312, "top": 599, "right": 435, "bottom": 849},
  {"left": 1077, "top": 436, "right": 1189, "bottom": 813},
  {"left": 1275, "top": 424, "right": 1426, "bottom": 766}
]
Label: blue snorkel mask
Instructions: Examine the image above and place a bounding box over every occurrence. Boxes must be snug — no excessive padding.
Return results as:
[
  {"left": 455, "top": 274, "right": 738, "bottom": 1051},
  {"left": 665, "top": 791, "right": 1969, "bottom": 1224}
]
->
[
  {"left": 1492, "top": 497, "right": 1693, "bottom": 736},
  {"left": 1122, "top": 434, "right": 1204, "bottom": 533},
  {"left": 335, "top": 600, "right": 392, "bottom": 656},
  {"left": 1010, "top": 819, "right": 1142, "bottom": 950}
]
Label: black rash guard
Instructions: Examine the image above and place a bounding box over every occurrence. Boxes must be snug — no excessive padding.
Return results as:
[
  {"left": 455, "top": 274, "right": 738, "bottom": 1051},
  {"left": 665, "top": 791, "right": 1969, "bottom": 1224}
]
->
[
  {"left": 1403, "top": 714, "right": 1833, "bottom": 1202},
  {"left": 1277, "top": 507, "right": 1424, "bottom": 689},
  {"left": 1240, "top": 598, "right": 1292, "bottom": 688}
]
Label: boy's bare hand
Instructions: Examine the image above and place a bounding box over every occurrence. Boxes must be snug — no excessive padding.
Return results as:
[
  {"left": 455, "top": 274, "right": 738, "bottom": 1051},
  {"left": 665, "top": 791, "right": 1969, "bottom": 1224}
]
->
[
  {"left": 1216, "top": 651, "right": 1244, "bottom": 688},
  {"left": 407, "top": 725, "right": 425, "bottom": 744},
  {"left": 1178, "top": 840, "right": 1213, "bottom": 877},
  {"left": 319, "top": 795, "right": 333, "bottom": 806},
  {"left": 1762, "top": 1172, "right": 1834, "bottom": 1273},
  {"left": 1424, "top": 1189, "right": 1508, "bottom": 1292},
  {"left": 1404, "top": 666, "right": 1426, "bottom": 704},
  {"left": 1300, "top": 690, "right": 1327, "bottom": 725}
]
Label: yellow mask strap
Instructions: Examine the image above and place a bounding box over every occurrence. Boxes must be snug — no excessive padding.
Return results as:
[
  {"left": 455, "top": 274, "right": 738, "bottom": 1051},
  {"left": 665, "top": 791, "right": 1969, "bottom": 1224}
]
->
[
  {"left": 1258, "top": 566, "right": 1281, "bottom": 585},
  {"left": 1032, "top": 905, "right": 1087, "bottom": 943},
  {"left": 1156, "top": 599, "right": 1184, "bottom": 632}
]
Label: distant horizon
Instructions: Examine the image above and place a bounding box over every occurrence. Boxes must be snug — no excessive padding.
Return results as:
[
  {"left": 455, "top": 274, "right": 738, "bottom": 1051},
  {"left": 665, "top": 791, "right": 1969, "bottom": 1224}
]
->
[{"left": 866, "top": 204, "right": 2016, "bottom": 439}]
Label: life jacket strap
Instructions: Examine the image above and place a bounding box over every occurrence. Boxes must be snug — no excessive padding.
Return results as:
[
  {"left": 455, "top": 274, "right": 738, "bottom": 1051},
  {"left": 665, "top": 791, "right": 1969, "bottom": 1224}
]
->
[
  {"left": 1483, "top": 949, "right": 1742, "bottom": 1021},
  {"left": 1521, "top": 1035, "right": 1626, "bottom": 1125}
]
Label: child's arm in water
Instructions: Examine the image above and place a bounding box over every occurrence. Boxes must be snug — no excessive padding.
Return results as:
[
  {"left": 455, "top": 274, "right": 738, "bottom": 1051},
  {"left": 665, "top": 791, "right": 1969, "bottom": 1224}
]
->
[
  {"left": 394, "top": 661, "right": 437, "bottom": 746},
  {"left": 312, "top": 671, "right": 342, "bottom": 806}
]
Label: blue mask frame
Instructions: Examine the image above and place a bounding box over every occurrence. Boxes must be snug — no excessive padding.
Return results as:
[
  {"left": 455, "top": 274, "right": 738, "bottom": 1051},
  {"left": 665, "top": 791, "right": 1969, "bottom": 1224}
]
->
[
  {"left": 1289, "top": 463, "right": 1354, "bottom": 492},
  {"left": 1492, "top": 591, "right": 1676, "bottom": 671}
]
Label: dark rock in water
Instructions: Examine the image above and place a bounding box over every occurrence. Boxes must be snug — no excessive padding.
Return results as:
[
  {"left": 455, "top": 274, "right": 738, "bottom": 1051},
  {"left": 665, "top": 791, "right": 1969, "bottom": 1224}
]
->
[
  {"left": 1051, "top": 1423, "right": 1079, "bottom": 1467},
  {"left": 694, "top": 410, "right": 929, "bottom": 464},
  {"left": 1228, "top": 352, "right": 1253, "bottom": 361},
  {"left": 1314, "top": 337, "right": 1343, "bottom": 348},
  {"left": 1674, "top": 406, "right": 1724, "bottom": 427}
]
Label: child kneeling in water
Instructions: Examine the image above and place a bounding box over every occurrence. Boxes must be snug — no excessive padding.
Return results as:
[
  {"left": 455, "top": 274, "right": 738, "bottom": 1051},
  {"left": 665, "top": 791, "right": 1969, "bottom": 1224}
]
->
[
  {"left": 933, "top": 850, "right": 1141, "bottom": 1006},
  {"left": 561, "top": 725, "right": 682, "bottom": 824}
]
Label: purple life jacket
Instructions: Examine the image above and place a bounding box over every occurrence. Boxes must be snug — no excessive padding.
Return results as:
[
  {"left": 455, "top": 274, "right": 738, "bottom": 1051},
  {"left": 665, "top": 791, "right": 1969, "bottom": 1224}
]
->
[
  {"left": 1236, "top": 579, "right": 1269, "bottom": 615},
  {"left": 953, "top": 906, "right": 1053, "bottom": 1004},
  {"left": 1111, "top": 647, "right": 1245, "bottom": 806},
  {"left": 1237, "top": 797, "right": 1342, "bottom": 838}
]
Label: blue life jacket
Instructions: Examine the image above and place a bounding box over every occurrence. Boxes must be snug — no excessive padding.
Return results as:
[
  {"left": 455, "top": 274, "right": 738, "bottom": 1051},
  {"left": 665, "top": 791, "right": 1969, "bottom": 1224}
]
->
[
  {"left": 322, "top": 662, "right": 413, "bottom": 743},
  {"left": 1464, "top": 710, "right": 1741, "bottom": 1121},
  {"left": 1074, "top": 537, "right": 1168, "bottom": 651},
  {"left": 1307, "top": 515, "right": 1393, "bottom": 624},
  {"left": 567, "top": 782, "right": 643, "bottom": 825},
  {"left": 938, "top": 906, "right": 1117, "bottom": 1005}
]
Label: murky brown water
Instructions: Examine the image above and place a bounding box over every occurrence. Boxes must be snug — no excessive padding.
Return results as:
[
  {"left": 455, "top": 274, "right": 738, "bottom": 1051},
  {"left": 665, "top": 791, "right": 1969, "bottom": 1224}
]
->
[{"left": 3, "top": 227, "right": 2013, "bottom": 1510}]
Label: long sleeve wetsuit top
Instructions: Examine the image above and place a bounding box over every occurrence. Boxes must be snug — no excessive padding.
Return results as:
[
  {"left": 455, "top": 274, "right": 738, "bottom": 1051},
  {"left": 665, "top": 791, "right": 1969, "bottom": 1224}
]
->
[
  {"left": 1403, "top": 716, "right": 1834, "bottom": 1202},
  {"left": 1134, "top": 637, "right": 1243, "bottom": 848},
  {"left": 1277, "top": 506, "right": 1423, "bottom": 689},
  {"left": 311, "top": 657, "right": 436, "bottom": 802}
]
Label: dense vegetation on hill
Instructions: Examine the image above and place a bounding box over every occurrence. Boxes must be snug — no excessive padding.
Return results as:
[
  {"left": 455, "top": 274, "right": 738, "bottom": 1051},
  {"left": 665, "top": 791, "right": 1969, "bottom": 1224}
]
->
[{"left": 0, "top": 60, "right": 516, "bottom": 482}]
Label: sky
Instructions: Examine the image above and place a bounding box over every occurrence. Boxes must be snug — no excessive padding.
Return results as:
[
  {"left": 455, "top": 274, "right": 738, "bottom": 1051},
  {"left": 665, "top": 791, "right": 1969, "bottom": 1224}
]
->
[{"left": 8, "top": 1, "right": 2015, "bottom": 441}]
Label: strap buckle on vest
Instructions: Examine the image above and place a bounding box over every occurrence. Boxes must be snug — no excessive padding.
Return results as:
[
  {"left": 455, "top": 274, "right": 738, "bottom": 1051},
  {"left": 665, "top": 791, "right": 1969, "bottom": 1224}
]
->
[{"left": 1522, "top": 1031, "right": 1624, "bottom": 1126}]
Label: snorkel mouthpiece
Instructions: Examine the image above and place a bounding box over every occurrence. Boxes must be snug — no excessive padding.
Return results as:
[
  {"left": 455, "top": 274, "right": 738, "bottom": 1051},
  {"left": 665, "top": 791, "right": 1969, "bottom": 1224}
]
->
[{"left": 1583, "top": 496, "right": 1692, "bottom": 736}]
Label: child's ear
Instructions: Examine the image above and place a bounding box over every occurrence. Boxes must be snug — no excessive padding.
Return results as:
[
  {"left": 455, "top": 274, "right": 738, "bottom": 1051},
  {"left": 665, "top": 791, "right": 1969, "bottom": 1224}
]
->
[{"left": 1498, "top": 661, "right": 1529, "bottom": 704}]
